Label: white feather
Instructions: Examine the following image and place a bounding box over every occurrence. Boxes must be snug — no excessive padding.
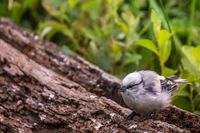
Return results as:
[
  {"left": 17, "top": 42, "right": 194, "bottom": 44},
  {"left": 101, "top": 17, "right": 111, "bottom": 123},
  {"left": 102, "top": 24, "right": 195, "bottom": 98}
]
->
[{"left": 122, "top": 72, "right": 142, "bottom": 86}]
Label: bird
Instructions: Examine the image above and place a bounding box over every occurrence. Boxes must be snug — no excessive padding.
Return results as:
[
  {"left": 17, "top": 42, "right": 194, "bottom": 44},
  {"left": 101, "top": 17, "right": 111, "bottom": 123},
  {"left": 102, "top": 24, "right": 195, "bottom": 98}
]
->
[{"left": 120, "top": 70, "right": 189, "bottom": 119}]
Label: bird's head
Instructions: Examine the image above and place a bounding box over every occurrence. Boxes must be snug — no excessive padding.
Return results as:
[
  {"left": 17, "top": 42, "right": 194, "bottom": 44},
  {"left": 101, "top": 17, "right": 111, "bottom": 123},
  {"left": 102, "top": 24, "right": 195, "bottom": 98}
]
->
[{"left": 120, "top": 72, "right": 143, "bottom": 92}]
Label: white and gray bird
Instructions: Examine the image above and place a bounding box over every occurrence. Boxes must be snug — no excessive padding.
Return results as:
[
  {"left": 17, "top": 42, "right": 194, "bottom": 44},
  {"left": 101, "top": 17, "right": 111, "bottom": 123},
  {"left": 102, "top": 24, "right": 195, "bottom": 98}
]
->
[{"left": 120, "top": 70, "right": 188, "bottom": 116}]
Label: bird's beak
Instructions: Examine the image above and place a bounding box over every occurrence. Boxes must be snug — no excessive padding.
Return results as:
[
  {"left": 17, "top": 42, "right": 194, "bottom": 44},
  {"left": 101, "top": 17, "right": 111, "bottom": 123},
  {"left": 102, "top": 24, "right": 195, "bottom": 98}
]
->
[{"left": 120, "top": 86, "right": 126, "bottom": 92}]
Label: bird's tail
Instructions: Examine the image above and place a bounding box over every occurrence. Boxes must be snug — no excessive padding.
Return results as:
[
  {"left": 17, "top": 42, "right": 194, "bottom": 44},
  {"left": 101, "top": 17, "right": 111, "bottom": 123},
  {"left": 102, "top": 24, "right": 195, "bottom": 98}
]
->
[
  {"left": 161, "top": 75, "right": 190, "bottom": 92},
  {"left": 166, "top": 75, "right": 190, "bottom": 85}
]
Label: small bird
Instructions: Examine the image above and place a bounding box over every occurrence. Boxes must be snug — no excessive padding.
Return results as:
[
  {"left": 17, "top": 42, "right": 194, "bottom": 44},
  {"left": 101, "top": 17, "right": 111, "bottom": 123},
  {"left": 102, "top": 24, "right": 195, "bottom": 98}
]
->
[{"left": 120, "top": 70, "right": 189, "bottom": 118}]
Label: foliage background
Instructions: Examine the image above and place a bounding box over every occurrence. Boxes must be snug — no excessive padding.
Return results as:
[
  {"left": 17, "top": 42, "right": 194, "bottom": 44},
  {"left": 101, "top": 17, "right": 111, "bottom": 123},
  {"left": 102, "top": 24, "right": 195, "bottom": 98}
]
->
[{"left": 0, "top": 0, "right": 200, "bottom": 115}]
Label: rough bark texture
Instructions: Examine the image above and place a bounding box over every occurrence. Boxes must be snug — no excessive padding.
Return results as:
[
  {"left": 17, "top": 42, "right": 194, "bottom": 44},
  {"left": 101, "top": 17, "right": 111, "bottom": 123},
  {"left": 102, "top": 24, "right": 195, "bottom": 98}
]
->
[{"left": 0, "top": 18, "right": 200, "bottom": 133}]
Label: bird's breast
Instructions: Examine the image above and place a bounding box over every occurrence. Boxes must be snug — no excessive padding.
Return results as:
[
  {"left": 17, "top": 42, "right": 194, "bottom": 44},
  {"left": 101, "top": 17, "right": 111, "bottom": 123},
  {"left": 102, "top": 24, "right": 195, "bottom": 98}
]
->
[{"left": 121, "top": 91, "right": 171, "bottom": 114}]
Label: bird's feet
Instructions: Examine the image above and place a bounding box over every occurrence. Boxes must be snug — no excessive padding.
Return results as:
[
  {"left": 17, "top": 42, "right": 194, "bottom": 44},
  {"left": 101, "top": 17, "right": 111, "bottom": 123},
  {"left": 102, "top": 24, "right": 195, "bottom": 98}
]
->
[
  {"left": 124, "top": 111, "right": 157, "bottom": 122},
  {"left": 125, "top": 111, "right": 140, "bottom": 120},
  {"left": 140, "top": 112, "right": 157, "bottom": 122}
]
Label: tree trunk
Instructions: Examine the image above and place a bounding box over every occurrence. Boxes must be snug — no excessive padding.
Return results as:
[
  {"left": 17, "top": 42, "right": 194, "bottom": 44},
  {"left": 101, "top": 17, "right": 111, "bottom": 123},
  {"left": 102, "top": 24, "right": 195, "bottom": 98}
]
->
[{"left": 0, "top": 18, "right": 199, "bottom": 133}]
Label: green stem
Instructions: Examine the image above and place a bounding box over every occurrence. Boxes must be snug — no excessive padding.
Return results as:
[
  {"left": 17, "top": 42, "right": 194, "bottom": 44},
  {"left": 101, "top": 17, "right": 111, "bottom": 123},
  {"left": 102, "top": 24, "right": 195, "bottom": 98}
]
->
[
  {"left": 187, "top": 0, "right": 196, "bottom": 45},
  {"left": 158, "top": 0, "right": 171, "bottom": 33},
  {"left": 190, "top": 87, "right": 195, "bottom": 112}
]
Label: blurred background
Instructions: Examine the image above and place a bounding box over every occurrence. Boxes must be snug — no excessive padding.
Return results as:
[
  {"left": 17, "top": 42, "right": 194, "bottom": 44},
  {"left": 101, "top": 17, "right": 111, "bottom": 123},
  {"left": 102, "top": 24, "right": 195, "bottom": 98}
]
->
[{"left": 0, "top": 0, "right": 200, "bottom": 115}]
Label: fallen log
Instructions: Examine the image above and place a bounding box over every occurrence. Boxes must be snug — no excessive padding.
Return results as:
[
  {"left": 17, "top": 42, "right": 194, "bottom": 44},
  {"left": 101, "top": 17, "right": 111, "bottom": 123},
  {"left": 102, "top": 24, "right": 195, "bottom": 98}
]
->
[
  {"left": 0, "top": 18, "right": 121, "bottom": 103},
  {"left": 0, "top": 18, "right": 200, "bottom": 133}
]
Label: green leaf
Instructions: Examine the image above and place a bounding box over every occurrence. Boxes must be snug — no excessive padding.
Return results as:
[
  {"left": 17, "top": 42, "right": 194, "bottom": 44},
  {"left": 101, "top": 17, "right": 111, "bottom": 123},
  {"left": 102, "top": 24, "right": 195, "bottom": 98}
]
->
[
  {"left": 181, "top": 57, "right": 200, "bottom": 76},
  {"left": 136, "top": 39, "right": 159, "bottom": 55},
  {"left": 81, "top": 1, "right": 96, "bottom": 11},
  {"left": 60, "top": 45, "right": 76, "bottom": 56},
  {"left": 68, "top": 0, "right": 77, "bottom": 8},
  {"left": 160, "top": 42, "right": 171, "bottom": 65},
  {"left": 151, "top": 10, "right": 161, "bottom": 36},
  {"left": 82, "top": 28, "right": 98, "bottom": 42},
  {"left": 11, "top": 2, "right": 23, "bottom": 23},
  {"left": 172, "top": 96, "right": 192, "bottom": 112},
  {"left": 176, "top": 88, "right": 190, "bottom": 97},
  {"left": 115, "top": 18, "right": 128, "bottom": 35},
  {"left": 194, "top": 111, "right": 200, "bottom": 116},
  {"left": 110, "top": 43, "right": 122, "bottom": 62},
  {"left": 161, "top": 66, "right": 175, "bottom": 77},
  {"left": 182, "top": 46, "right": 200, "bottom": 72},
  {"left": 89, "top": 41, "right": 111, "bottom": 71},
  {"left": 194, "top": 95, "right": 200, "bottom": 106},
  {"left": 122, "top": 11, "right": 139, "bottom": 29},
  {"left": 38, "top": 21, "right": 72, "bottom": 39},
  {"left": 157, "top": 30, "right": 171, "bottom": 48},
  {"left": 124, "top": 52, "right": 142, "bottom": 65},
  {"left": 42, "top": 0, "right": 68, "bottom": 21},
  {"left": 122, "top": 11, "right": 139, "bottom": 46},
  {"left": 22, "top": 0, "right": 39, "bottom": 10}
]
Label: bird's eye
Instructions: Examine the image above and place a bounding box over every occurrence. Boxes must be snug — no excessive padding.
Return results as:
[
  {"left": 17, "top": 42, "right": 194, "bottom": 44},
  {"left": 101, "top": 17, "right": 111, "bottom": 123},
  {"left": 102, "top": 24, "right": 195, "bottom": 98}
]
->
[
  {"left": 127, "top": 79, "right": 143, "bottom": 89},
  {"left": 127, "top": 84, "right": 136, "bottom": 89}
]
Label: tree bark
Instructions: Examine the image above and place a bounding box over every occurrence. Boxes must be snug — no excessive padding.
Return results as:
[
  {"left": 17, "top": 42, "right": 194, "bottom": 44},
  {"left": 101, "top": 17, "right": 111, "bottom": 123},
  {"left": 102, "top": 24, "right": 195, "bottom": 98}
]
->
[{"left": 0, "top": 18, "right": 199, "bottom": 133}]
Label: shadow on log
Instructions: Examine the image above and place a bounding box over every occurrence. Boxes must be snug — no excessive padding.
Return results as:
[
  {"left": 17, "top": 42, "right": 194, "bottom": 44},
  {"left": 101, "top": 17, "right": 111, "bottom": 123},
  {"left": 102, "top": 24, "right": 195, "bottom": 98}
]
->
[{"left": 0, "top": 18, "right": 200, "bottom": 133}]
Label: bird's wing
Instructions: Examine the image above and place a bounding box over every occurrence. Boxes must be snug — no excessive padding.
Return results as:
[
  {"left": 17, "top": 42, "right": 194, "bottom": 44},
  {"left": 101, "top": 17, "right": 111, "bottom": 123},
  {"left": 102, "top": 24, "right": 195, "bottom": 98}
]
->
[
  {"left": 139, "top": 71, "right": 163, "bottom": 95},
  {"left": 160, "top": 78, "right": 176, "bottom": 92},
  {"left": 144, "top": 84, "right": 159, "bottom": 95}
]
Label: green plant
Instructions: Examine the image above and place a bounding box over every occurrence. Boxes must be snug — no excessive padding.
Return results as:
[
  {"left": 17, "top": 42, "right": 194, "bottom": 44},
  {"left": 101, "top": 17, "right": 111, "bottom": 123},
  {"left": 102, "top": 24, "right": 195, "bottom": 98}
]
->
[{"left": 137, "top": 10, "right": 174, "bottom": 76}]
